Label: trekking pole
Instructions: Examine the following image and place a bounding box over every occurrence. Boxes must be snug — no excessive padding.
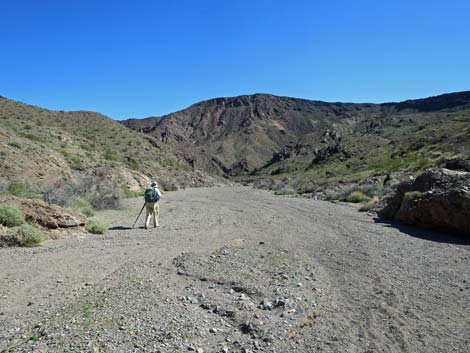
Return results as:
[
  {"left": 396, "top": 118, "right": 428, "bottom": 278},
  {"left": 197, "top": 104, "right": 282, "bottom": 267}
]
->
[{"left": 132, "top": 203, "right": 146, "bottom": 229}]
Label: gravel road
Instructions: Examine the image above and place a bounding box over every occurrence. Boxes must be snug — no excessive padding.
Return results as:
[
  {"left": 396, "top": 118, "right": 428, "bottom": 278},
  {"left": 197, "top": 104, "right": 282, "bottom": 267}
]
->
[{"left": 1, "top": 186, "right": 469, "bottom": 353}]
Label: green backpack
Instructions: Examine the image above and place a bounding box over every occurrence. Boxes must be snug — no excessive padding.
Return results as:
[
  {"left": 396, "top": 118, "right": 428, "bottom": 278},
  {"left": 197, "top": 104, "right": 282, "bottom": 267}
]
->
[{"left": 144, "top": 188, "right": 159, "bottom": 203}]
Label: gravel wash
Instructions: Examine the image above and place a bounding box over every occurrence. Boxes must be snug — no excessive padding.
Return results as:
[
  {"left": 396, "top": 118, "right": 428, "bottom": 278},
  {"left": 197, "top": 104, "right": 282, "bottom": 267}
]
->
[{"left": 1, "top": 186, "right": 469, "bottom": 353}]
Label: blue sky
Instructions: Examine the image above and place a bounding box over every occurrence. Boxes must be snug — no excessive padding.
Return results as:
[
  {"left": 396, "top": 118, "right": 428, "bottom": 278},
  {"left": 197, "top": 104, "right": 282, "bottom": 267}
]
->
[{"left": 1, "top": 0, "right": 469, "bottom": 120}]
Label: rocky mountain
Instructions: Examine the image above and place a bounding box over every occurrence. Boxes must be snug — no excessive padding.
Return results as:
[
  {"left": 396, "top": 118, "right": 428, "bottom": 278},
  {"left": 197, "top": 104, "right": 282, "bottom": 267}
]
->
[
  {"left": 121, "top": 92, "right": 470, "bottom": 194},
  {"left": 0, "top": 96, "right": 219, "bottom": 193}
]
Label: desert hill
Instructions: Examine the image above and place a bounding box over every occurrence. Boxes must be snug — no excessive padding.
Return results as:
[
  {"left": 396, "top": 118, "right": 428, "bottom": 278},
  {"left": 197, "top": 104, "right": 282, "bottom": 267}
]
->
[
  {"left": 0, "top": 96, "right": 218, "bottom": 193},
  {"left": 121, "top": 92, "right": 470, "bottom": 194}
]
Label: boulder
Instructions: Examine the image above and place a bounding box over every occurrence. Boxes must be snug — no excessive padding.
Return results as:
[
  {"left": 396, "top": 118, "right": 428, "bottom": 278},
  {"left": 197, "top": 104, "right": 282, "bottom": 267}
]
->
[
  {"left": 377, "top": 168, "right": 470, "bottom": 235},
  {"left": 0, "top": 195, "right": 86, "bottom": 229},
  {"left": 444, "top": 158, "right": 470, "bottom": 172}
]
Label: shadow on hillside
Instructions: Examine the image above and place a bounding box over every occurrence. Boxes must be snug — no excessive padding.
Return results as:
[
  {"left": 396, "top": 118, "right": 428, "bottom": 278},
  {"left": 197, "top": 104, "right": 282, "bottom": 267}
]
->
[{"left": 374, "top": 218, "right": 470, "bottom": 246}]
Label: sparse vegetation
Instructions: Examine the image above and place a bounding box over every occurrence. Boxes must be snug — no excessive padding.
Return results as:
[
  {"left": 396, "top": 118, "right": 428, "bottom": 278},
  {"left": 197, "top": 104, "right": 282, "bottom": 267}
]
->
[
  {"left": 403, "top": 191, "right": 424, "bottom": 201},
  {"left": 327, "top": 183, "right": 388, "bottom": 203},
  {"left": 8, "top": 141, "right": 21, "bottom": 148},
  {"left": 6, "top": 181, "right": 42, "bottom": 199},
  {"left": 122, "top": 189, "right": 142, "bottom": 198},
  {"left": 71, "top": 196, "right": 95, "bottom": 217},
  {"left": 359, "top": 196, "right": 380, "bottom": 212},
  {"left": 0, "top": 96, "right": 213, "bottom": 200},
  {"left": 11, "top": 224, "right": 45, "bottom": 246},
  {"left": 18, "top": 132, "right": 44, "bottom": 143},
  {"left": 43, "top": 175, "right": 122, "bottom": 210},
  {"left": 0, "top": 205, "right": 25, "bottom": 227},
  {"left": 85, "top": 219, "right": 108, "bottom": 234},
  {"left": 346, "top": 191, "right": 372, "bottom": 203}
]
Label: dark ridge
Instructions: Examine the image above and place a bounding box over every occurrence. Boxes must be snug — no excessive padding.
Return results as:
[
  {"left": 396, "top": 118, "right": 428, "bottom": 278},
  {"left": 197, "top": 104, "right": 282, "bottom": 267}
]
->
[{"left": 393, "top": 91, "right": 470, "bottom": 112}]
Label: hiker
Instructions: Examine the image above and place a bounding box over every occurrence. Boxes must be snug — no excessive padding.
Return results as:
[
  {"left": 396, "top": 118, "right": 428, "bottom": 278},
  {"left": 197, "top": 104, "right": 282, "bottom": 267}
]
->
[{"left": 144, "top": 182, "right": 162, "bottom": 229}]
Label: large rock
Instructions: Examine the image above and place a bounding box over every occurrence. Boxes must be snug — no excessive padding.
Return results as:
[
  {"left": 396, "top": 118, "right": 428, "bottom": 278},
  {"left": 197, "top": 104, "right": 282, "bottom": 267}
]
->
[
  {"left": 0, "top": 195, "right": 86, "bottom": 229},
  {"left": 444, "top": 158, "right": 470, "bottom": 172},
  {"left": 377, "top": 168, "right": 470, "bottom": 235}
]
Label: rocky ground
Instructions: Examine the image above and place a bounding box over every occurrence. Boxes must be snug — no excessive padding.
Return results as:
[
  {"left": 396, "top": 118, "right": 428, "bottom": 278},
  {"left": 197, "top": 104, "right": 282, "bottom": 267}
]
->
[{"left": 0, "top": 187, "right": 469, "bottom": 353}]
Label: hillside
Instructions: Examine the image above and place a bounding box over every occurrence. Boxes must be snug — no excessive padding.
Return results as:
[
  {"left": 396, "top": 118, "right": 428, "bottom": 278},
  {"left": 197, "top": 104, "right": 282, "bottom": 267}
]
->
[
  {"left": 0, "top": 97, "right": 218, "bottom": 193},
  {"left": 121, "top": 92, "right": 470, "bottom": 194}
]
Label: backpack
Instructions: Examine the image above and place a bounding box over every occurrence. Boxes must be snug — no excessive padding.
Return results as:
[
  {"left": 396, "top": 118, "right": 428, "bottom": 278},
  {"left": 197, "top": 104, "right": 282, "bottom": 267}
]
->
[{"left": 144, "top": 188, "right": 159, "bottom": 203}]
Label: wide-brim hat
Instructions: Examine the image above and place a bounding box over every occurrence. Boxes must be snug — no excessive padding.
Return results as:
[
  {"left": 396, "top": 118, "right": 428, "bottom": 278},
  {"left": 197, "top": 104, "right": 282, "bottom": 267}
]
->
[{"left": 151, "top": 182, "right": 158, "bottom": 187}]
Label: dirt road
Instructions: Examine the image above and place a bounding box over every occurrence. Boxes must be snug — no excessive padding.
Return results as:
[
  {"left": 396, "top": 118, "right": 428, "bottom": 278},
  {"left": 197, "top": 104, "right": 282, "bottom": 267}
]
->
[{"left": 1, "top": 187, "right": 469, "bottom": 352}]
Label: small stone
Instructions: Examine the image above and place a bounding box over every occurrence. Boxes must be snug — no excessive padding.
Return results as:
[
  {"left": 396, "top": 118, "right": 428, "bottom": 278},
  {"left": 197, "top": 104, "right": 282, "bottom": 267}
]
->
[
  {"left": 197, "top": 349, "right": 204, "bottom": 353},
  {"left": 209, "top": 327, "right": 217, "bottom": 333},
  {"left": 296, "top": 282, "right": 303, "bottom": 287}
]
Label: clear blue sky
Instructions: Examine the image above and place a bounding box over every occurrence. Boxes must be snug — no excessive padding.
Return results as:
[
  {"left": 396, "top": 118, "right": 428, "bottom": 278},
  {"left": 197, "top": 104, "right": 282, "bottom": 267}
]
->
[{"left": 1, "top": 0, "right": 469, "bottom": 120}]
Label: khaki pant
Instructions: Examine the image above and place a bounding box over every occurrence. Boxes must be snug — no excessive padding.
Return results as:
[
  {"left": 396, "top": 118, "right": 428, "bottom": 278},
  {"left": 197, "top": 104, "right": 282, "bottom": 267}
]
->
[{"left": 145, "top": 202, "right": 159, "bottom": 228}]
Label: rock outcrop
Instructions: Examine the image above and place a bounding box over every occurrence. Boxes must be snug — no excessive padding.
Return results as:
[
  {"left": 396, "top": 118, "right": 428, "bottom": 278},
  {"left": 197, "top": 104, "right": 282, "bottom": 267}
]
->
[
  {"left": 377, "top": 168, "right": 470, "bottom": 235},
  {"left": 0, "top": 195, "right": 86, "bottom": 229},
  {"left": 444, "top": 158, "right": 470, "bottom": 172}
]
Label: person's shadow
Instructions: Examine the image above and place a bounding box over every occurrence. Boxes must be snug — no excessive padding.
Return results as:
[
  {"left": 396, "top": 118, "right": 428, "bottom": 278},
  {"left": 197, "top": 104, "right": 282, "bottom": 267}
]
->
[
  {"left": 108, "top": 226, "right": 134, "bottom": 230},
  {"left": 374, "top": 218, "right": 470, "bottom": 246}
]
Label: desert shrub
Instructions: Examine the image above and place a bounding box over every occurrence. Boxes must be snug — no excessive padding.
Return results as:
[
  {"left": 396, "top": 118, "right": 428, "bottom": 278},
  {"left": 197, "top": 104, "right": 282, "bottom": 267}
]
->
[
  {"left": 359, "top": 196, "right": 380, "bottom": 212},
  {"left": 346, "top": 191, "right": 372, "bottom": 203},
  {"left": 103, "top": 147, "right": 119, "bottom": 161},
  {"left": 43, "top": 175, "right": 122, "bottom": 210},
  {"left": 19, "top": 132, "right": 43, "bottom": 143},
  {"left": 126, "top": 160, "right": 140, "bottom": 171},
  {"left": 7, "top": 181, "right": 42, "bottom": 199},
  {"left": 12, "top": 224, "right": 44, "bottom": 246},
  {"left": 331, "top": 182, "right": 394, "bottom": 202},
  {"left": 66, "top": 154, "right": 84, "bottom": 170},
  {"left": 0, "top": 206, "right": 25, "bottom": 227},
  {"left": 8, "top": 141, "right": 21, "bottom": 149},
  {"left": 122, "top": 189, "right": 142, "bottom": 198},
  {"left": 71, "top": 196, "right": 91, "bottom": 209},
  {"left": 80, "top": 206, "right": 95, "bottom": 217},
  {"left": 71, "top": 196, "right": 95, "bottom": 217},
  {"left": 403, "top": 191, "right": 424, "bottom": 201},
  {"left": 80, "top": 143, "right": 96, "bottom": 152},
  {"left": 74, "top": 176, "right": 122, "bottom": 209},
  {"left": 85, "top": 219, "right": 108, "bottom": 234},
  {"left": 158, "top": 178, "right": 179, "bottom": 191}
]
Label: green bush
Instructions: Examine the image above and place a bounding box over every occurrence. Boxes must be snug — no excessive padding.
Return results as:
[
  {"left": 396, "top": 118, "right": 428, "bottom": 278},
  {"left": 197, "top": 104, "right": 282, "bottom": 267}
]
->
[
  {"left": 85, "top": 219, "right": 108, "bottom": 234},
  {"left": 7, "top": 182, "right": 42, "bottom": 199},
  {"left": 0, "top": 205, "right": 25, "bottom": 227},
  {"left": 359, "top": 196, "right": 380, "bottom": 212},
  {"left": 103, "top": 147, "right": 119, "bottom": 161},
  {"left": 80, "top": 143, "right": 96, "bottom": 152},
  {"left": 80, "top": 206, "right": 95, "bottom": 217},
  {"left": 346, "top": 191, "right": 372, "bottom": 203},
  {"left": 71, "top": 196, "right": 95, "bottom": 216},
  {"left": 71, "top": 196, "right": 91, "bottom": 209},
  {"left": 122, "top": 189, "right": 142, "bottom": 198},
  {"left": 12, "top": 224, "right": 45, "bottom": 246},
  {"left": 403, "top": 191, "right": 424, "bottom": 201},
  {"left": 8, "top": 141, "right": 21, "bottom": 149},
  {"left": 19, "top": 132, "right": 44, "bottom": 143}
]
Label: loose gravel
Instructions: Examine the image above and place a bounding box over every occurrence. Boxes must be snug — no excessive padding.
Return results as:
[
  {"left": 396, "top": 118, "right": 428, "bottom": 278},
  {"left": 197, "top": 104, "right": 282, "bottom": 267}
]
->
[{"left": 1, "top": 186, "right": 469, "bottom": 352}]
